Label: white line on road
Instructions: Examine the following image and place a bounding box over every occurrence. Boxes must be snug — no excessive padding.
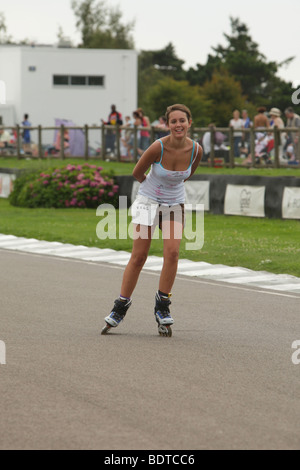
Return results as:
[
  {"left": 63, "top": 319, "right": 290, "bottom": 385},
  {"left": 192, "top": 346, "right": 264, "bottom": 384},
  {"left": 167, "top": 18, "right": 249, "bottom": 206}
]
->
[{"left": 1, "top": 242, "right": 300, "bottom": 300}]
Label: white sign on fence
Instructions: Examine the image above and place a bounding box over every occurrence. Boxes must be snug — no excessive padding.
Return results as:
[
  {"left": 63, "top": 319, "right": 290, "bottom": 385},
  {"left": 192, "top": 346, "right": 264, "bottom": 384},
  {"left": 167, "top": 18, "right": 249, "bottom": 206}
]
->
[
  {"left": 282, "top": 187, "right": 300, "bottom": 219},
  {"left": 224, "top": 184, "right": 266, "bottom": 217},
  {"left": 0, "top": 173, "right": 15, "bottom": 198},
  {"left": 184, "top": 181, "right": 210, "bottom": 211}
]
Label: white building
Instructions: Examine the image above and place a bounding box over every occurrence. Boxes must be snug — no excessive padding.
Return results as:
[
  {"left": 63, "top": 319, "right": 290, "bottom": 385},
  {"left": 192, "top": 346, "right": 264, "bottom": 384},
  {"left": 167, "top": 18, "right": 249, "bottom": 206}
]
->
[{"left": 0, "top": 45, "right": 138, "bottom": 147}]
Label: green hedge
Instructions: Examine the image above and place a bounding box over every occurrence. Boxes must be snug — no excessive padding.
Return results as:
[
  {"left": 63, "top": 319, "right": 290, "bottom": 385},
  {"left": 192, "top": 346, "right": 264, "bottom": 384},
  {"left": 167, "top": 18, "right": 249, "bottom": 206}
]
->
[{"left": 9, "top": 163, "right": 119, "bottom": 208}]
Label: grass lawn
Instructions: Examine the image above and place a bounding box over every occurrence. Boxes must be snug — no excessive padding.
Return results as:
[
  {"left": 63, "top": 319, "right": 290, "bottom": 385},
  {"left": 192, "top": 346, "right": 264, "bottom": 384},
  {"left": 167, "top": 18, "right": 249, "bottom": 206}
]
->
[
  {"left": 1, "top": 156, "right": 300, "bottom": 178},
  {"left": 1, "top": 198, "right": 299, "bottom": 278}
]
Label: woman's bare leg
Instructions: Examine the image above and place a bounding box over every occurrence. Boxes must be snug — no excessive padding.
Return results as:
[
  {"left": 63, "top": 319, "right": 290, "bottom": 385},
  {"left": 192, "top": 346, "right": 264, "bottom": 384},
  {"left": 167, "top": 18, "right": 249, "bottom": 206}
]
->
[
  {"left": 159, "top": 220, "right": 183, "bottom": 293},
  {"left": 120, "top": 224, "right": 152, "bottom": 298}
]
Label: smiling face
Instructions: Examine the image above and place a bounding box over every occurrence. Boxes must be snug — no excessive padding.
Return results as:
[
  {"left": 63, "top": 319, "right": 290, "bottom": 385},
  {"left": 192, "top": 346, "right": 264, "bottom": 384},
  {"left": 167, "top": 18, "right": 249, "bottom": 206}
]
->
[{"left": 167, "top": 110, "right": 191, "bottom": 138}]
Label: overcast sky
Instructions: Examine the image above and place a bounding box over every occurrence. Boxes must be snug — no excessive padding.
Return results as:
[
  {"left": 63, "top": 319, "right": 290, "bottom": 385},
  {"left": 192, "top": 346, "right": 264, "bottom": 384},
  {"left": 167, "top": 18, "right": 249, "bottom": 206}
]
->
[{"left": 2, "top": 0, "right": 299, "bottom": 85}]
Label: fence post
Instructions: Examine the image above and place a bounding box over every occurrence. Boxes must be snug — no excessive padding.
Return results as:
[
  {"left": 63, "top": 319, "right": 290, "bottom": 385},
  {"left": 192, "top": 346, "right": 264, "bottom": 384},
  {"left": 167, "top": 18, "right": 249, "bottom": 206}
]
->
[
  {"left": 84, "top": 124, "right": 89, "bottom": 160},
  {"left": 101, "top": 125, "right": 105, "bottom": 160},
  {"left": 38, "top": 125, "right": 43, "bottom": 159},
  {"left": 60, "top": 124, "right": 65, "bottom": 160},
  {"left": 116, "top": 125, "right": 121, "bottom": 161},
  {"left": 210, "top": 127, "right": 215, "bottom": 167},
  {"left": 190, "top": 124, "right": 194, "bottom": 142},
  {"left": 274, "top": 126, "right": 280, "bottom": 168},
  {"left": 250, "top": 127, "right": 255, "bottom": 167},
  {"left": 133, "top": 125, "right": 138, "bottom": 163},
  {"left": 16, "top": 124, "right": 21, "bottom": 159},
  {"left": 150, "top": 125, "right": 155, "bottom": 144},
  {"left": 229, "top": 127, "right": 235, "bottom": 168}
]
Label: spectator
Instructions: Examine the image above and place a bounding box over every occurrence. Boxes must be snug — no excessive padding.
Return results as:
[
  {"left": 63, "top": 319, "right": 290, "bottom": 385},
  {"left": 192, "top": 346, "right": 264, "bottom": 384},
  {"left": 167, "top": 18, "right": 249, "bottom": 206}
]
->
[
  {"left": 132, "top": 110, "right": 142, "bottom": 129},
  {"left": 284, "top": 107, "right": 300, "bottom": 159},
  {"left": 155, "top": 115, "right": 169, "bottom": 139},
  {"left": 286, "top": 143, "right": 296, "bottom": 162},
  {"left": 242, "top": 109, "right": 252, "bottom": 129},
  {"left": 123, "top": 115, "right": 133, "bottom": 141},
  {"left": 11, "top": 127, "right": 17, "bottom": 146},
  {"left": 128, "top": 111, "right": 143, "bottom": 159},
  {"left": 253, "top": 107, "right": 269, "bottom": 129},
  {"left": 229, "top": 110, "right": 244, "bottom": 158},
  {"left": 101, "top": 104, "right": 123, "bottom": 156},
  {"left": 202, "top": 123, "right": 228, "bottom": 162},
  {"left": 268, "top": 108, "right": 285, "bottom": 161},
  {"left": 254, "top": 132, "right": 272, "bottom": 165},
  {"left": 136, "top": 108, "right": 150, "bottom": 154},
  {"left": 55, "top": 128, "right": 70, "bottom": 155},
  {"left": 269, "top": 108, "right": 284, "bottom": 128},
  {"left": 101, "top": 104, "right": 123, "bottom": 126},
  {"left": 120, "top": 116, "right": 133, "bottom": 160},
  {"left": 241, "top": 109, "right": 252, "bottom": 153},
  {"left": 0, "top": 126, "right": 12, "bottom": 153},
  {"left": 202, "top": 123, "right": 214, "bottom": 161},
  {"left": 22, "top": 113, "right": 31, "bottom": 154},
  {"left": 0, "top": 126, "right": 11, "bottom": 144}
]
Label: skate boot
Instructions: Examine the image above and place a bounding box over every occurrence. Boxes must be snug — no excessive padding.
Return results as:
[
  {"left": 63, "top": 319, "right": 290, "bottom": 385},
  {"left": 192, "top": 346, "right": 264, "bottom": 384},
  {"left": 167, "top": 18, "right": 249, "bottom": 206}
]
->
[
  {"left": 101, "top": 297, "right": 132, "bottom": 335},
  {"left": 154, "top": 291, "right": 174, "bottom": 337}
]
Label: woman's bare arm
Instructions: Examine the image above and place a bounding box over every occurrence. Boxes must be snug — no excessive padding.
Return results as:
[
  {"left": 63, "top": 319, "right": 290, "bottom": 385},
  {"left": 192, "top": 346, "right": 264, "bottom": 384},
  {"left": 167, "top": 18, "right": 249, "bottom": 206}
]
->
[
  {"left": 184, "top": 143, "right": 203, "bottom": 181},
  {"left": 132, "top": 140, "right": 161, "bottom": 183}
]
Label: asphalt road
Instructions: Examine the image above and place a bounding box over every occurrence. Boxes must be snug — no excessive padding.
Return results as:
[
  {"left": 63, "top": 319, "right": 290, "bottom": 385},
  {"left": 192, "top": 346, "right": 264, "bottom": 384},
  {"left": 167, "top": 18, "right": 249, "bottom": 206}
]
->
[{"left": 0, "top": 248, "right": 299, "bottom": 450}]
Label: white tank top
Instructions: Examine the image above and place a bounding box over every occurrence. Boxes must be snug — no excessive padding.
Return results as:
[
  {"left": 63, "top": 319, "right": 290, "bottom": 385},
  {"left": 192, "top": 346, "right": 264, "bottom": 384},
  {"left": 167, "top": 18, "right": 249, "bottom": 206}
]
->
[{"left": 138, "top": 139, "right": 198, "bottom": 205}]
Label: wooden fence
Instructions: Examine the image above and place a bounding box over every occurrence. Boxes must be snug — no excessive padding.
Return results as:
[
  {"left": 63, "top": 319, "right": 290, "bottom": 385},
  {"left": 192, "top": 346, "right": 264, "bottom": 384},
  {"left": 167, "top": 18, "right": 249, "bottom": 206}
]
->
[{"left": 0, "top": 124, "right": 299, "bottom": 168}]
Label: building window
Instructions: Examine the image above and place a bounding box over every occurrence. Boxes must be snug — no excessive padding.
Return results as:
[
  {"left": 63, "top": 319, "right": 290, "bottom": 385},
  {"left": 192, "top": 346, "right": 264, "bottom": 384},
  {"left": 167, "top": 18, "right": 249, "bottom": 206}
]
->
[
  {"left": 71, "top": 75, "right": 86, "bottom": 86},
  {"left": 53, "top": 75, "right": 104, "bottom": 87},
  {"left": 53, "top": 75, "right": 69, "bottom": 85},
  {"left": 88, "top": 76, "right": 104, "bottom": 86}
]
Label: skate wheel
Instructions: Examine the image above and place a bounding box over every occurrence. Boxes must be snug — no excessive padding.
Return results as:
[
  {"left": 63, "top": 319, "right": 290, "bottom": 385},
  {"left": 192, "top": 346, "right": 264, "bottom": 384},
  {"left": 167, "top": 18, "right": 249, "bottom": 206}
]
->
[
  {"left": 101, "top": 323, "right": 112, "bottom": 335},
  {"left": 158, "top": 325, "right": 172, "bottom": 337}
]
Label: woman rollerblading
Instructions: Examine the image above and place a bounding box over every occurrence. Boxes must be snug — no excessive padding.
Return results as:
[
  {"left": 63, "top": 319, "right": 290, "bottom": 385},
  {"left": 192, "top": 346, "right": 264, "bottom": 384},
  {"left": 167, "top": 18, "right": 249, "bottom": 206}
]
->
[{"left": 101, "top": 104, "right": 202, "bottom": 336}]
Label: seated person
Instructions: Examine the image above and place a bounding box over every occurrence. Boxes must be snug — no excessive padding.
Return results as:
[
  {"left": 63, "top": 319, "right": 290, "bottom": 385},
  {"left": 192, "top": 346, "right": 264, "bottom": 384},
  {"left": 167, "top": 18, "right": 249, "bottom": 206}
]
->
[
  {"left": 202, "top": 124, "right": 229, "bottom": 162},
  {"left": 0, "top": 127, "right": 12, "bottom": 148}
]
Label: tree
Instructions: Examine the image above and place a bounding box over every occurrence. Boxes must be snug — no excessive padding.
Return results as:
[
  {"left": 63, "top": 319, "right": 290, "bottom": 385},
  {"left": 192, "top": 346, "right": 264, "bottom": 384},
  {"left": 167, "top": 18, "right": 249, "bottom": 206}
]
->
[
  {"left": 146, "top": 77, "right": 211, "bottom": 126},
  {"left": 187, "top": 17, "right": 294, "bottom": 107},
  {"left": 71, "top": 0, "right": 134, "bottom": 49},
  {"left": 213, "top": 17, "right": 278, "bottom": 103},
  {"left": 258, "top": 75, "right": 295, "bottom": 113},
  {"left": 186, "top": 54, "right": 220, "bottom": 87},
  {"left": 138, "top": 43, "right": 186, "bottom": 117},
  {"left": 138, "top": 65, "right": 164, "bottom": 119},
  {"left": 139, "top": 43, "right": 185, "bottom": 81},
  {"left": 57, "top": 26, "right": 73, "bottom": 47},
  {"left": 0, "top": 12, "right": 12, "bottom": 44},
  {"left": 201, "top": 69, "right": 255, "bottom": 126}
]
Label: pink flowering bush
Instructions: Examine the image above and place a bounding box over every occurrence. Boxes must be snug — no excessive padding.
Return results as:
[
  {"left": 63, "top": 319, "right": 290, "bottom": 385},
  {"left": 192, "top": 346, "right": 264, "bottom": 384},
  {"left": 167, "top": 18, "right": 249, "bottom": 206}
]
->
[{"left": 9, "top": 164, "right": 119, "bottom": 208}]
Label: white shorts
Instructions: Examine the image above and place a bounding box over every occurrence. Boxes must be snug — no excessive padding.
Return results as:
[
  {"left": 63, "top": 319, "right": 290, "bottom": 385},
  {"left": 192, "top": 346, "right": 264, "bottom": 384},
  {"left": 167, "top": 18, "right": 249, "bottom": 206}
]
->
[{"left": 130, "top": 195, "right": 185, "bottom": 229}]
